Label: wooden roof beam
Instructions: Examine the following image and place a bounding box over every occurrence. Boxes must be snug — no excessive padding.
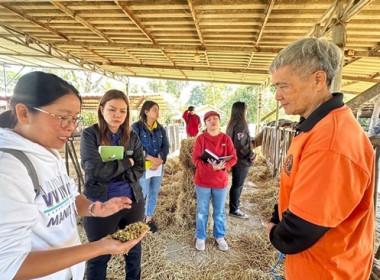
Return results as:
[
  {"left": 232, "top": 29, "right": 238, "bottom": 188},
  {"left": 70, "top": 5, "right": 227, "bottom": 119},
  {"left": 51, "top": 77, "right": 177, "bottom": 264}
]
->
[
  {"left": 51, "top": 2, "right": 113, "bottom": 42},
  {"left": 128, "top": 74, "right": 260, "bottom": 86},
  {"left": 114, "top": 0, "right": 157, "bottom": 44},
  {"left": 187, "top": 0, "right": 204, "bottom": 46},
  {"left": 114, "top": 0, "right": 187, "bottom": 79},
  {"left": 187, "top": 0, "right": 212, "bottom": 67},
  {"left": 255, "top": 0, "right": 275, "bottom": 48},
  {"left": 51, "top": 2, "right": 145, "bottom": 66},
  {"left": 53, "top": 41, "right": 280, "bottom": 54},
  {"left": 342, "top": 0, "right": 375, "bottom": 22},
  {"left": 347, "top": 81, "right": 380, "bottom": 113},
  {"left": 243, "top": 0, "right": 275, "bottom": 81},
  {"left": 133, "top": 96, "right": 145, "bottom": 109},
  {"left": 344, "top": 45, "right": 380, "bottom": 67},
  {"left": 306, "top": 0, "right": 337, "bottom": 37},
  {"left": 0, "top": 3, "right": 69, "bottom": 41},
  {"left": 342, "top": 75, "right": 380, "bottom": 83},
  {"left": 0, "top": 24, "right": 128, "bottom": 83},
  {"left": 321, "top": 0, "right": 374, "bottom": 37},
  {"left": 110, "top": 62, "right": 268, "bottom": 74}
]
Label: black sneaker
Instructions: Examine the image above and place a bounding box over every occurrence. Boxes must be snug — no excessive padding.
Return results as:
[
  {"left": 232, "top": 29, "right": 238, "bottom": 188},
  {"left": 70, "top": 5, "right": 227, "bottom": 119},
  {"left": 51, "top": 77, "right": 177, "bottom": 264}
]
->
[
  {"left": 147, "top": 221, "right": 157, "bottom": 233},
  {"left": 229, "top": 210, "right": 249, "bottom": 219}
]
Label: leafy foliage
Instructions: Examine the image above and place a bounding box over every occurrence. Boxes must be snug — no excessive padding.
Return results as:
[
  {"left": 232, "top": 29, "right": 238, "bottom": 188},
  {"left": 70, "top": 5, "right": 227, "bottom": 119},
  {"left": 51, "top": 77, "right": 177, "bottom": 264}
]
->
[
  {"left": 81, "top": 111, "right": 97, "bottom": 127},
  {"left": 148, "top": 80, "right": 166, "bottom": 93},
  {"left": 222, "top": 86, "right": 258, "bottom": 124},
  {"left": 188, "top": 85, "right": 205, "bottom": 106},
  {"left": 166, "top": 80, "right": 188, "bottom": 99}
]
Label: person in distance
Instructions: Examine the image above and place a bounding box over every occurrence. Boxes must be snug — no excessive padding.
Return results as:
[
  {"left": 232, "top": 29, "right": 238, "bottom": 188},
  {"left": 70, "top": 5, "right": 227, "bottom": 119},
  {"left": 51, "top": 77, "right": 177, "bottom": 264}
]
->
[{"left": 182, "top": 105, "right": 201, "bottom": 137}]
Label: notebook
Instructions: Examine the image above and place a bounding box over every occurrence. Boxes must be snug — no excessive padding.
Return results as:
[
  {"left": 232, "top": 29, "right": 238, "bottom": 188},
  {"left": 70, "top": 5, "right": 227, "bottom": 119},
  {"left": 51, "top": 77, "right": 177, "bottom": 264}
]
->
[
  {"left": 200, "top": 149, "right": 234, "bottom": 166},
  {"left": 98, "top": 146, "right": 124, "bottom": 162}
]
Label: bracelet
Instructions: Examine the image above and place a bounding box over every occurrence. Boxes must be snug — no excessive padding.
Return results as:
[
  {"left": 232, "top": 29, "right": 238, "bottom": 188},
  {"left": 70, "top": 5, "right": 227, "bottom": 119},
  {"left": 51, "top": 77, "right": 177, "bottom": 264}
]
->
[{"left": 88, "top": 202, "right": 96, "bottom": 217}]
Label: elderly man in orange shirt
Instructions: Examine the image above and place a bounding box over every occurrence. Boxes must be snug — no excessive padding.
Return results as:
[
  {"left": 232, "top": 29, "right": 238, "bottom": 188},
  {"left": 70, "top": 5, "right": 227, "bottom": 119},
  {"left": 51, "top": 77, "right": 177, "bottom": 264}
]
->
[{"left": 267, "top": 37, "right": 374, "bottom": 280}]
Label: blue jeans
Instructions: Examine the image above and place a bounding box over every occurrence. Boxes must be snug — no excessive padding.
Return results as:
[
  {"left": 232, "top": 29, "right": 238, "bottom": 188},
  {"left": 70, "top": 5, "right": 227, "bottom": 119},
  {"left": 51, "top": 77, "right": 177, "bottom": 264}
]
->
[
  {"left": 195, "top": 185, "right": 227, "bottom": 240},
  {"left": 139, "top": 165, "right": 164, "bottom": 217}
]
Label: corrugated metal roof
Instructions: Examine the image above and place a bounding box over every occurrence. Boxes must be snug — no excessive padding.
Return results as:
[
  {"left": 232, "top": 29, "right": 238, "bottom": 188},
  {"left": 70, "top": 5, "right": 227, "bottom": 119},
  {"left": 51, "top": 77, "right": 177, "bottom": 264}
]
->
[{"left": 0, "top": 0, "right": 378, "bottom": 97}]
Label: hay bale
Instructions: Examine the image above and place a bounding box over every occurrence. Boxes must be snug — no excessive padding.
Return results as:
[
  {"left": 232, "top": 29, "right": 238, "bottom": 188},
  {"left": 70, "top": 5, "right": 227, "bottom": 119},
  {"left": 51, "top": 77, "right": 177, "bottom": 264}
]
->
[
  {"left": 175, "top": 190, "right": 196, "bottom": 229},
  {"left": 247, "top": 155, "right": 271, "bottom": 182},
  {"left": 179, "top": 138, "right": 196, "bottom": 171},
  {"left": 180, "top": 169, "right": 195, "bottom": 193},
  {"left": 164, "top": 156, "right": 180, "bottom": 175},
  {"left": 156, "top": 155, "right": 197, "bottom": 229}
]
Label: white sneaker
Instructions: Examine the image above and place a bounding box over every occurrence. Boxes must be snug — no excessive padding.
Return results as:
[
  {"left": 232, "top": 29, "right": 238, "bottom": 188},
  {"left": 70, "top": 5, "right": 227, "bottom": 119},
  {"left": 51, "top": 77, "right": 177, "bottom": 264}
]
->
[
  {"left": 216, "top": 237, "right": 229, "bottom": 251},
  {"left": 195, "top": 239, "right": 205, "bottom": 251}
]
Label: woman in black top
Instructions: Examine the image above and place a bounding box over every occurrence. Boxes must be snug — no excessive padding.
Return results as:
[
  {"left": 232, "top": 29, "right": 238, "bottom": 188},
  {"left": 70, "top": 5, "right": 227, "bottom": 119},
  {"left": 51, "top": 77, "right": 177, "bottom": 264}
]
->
[
  {"left": 80, "top": 89, "right": 145, "bottom": 280},
  {"left": 226, "top": 101, "right": 256, "bottom": 219}
]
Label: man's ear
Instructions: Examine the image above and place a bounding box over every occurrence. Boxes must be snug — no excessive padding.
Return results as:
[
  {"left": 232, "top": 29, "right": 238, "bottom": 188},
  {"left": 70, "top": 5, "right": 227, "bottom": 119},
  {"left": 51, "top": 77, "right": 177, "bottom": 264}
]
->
[
  {"left": 314, "top": 70, "right": 327, "bottom": 90},
  {"left": 14, "top": 104, "right": 30, "bottom": 125}
]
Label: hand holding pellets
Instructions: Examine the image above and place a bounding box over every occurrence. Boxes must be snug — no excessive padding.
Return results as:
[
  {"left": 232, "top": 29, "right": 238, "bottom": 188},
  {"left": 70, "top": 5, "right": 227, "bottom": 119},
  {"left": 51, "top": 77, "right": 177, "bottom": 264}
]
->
[{"left": 111, "top": 222, "right": 150, "bottom": 242}]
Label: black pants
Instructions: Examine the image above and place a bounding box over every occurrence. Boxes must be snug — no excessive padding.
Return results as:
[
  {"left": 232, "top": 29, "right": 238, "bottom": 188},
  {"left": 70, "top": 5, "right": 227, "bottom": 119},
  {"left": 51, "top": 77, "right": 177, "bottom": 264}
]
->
[
  {"left": 229, "top": 166, "right": 250, "bottom": 213},
  {"left": 83, "top": 199, "right": 145, "bottom": 280}
]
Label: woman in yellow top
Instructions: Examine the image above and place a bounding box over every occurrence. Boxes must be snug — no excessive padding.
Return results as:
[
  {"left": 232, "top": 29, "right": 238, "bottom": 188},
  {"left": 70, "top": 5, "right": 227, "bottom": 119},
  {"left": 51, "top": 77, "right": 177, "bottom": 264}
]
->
[{"left": 131, "top": 101, "right": 169, "bottom": 233}]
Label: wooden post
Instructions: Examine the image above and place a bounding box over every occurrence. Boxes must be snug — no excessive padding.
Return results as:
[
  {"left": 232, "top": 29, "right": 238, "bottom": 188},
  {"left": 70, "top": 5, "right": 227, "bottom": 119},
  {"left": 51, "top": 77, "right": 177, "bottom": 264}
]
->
[
  {"left": 256, "top": 88, "right": 262, "bottom": 136},
  {"left": 331, "top": 1, "right": 345, "bottom": 92},
  {"left": 273, "top": 101, "right": 280, "bottom": 177}
]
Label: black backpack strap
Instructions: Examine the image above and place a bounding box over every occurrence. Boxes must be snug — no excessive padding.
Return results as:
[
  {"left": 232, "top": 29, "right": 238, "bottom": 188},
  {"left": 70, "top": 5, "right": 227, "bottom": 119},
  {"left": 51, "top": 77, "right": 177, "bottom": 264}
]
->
[{"left": 0, "top": 148, "right": 40, "bottom": 197}]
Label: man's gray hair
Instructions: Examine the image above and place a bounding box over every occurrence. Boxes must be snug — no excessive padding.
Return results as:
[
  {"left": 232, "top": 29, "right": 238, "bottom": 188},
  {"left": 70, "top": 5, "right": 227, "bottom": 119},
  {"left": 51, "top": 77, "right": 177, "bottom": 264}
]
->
[{"left": 269, "top": 37, "right": 343, "bottom": 86}]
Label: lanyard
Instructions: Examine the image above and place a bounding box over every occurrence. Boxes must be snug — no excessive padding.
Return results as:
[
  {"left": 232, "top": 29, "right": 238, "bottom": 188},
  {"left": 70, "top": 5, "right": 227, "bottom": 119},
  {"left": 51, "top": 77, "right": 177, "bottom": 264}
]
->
[{"left": 270, "top": 252, "right": 285, "bottom": 280}]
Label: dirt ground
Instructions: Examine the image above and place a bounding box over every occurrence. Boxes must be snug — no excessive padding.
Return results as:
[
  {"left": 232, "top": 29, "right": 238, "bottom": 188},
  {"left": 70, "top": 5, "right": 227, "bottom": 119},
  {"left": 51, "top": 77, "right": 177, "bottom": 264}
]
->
[
  {"left": 66, "top": 138, "right": 380, "bottom": 280},
  {"left": 74, "top": 159, "right": 281, "bottom": 280}
]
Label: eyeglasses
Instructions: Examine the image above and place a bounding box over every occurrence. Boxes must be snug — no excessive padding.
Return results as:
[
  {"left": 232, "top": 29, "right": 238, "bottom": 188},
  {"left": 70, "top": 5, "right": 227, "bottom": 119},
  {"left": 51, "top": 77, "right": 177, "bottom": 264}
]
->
[{"left": 33, "top": 107, "right": 82, "bottom": 128}]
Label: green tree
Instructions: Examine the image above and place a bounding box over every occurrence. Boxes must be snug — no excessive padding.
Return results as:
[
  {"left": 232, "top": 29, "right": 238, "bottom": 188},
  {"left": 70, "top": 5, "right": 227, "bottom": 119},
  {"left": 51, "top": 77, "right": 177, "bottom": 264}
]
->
[
  {"left": 197, "top": 83, "right": 233, "bottom": 108},
  {"left": 166, "top": 80, "right": 188, "bottom": 99},
  {"left": 188, "top": 85, "right": 205, "bottom": 106},
  {"left": 222, "top": 85, "right": 258, "bottom": 124},
  {"left": 129, "top": 84, "right": 147, "bottom": 94},
  {"left": 148, "top": 80, "right": 166, "bottom": 93}
]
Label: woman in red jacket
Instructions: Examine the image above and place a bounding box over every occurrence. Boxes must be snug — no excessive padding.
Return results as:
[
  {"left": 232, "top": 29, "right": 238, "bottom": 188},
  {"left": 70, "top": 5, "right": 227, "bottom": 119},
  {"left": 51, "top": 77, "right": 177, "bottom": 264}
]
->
[{"left": 192, "top": 111, "right": 237, "bottom": 251}]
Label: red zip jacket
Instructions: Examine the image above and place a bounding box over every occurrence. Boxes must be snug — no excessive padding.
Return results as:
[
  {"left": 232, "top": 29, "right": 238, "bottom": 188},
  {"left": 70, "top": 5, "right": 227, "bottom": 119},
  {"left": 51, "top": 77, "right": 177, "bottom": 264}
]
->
[{"left": 192, "top": 132, "right": 237, "bottom": 188}]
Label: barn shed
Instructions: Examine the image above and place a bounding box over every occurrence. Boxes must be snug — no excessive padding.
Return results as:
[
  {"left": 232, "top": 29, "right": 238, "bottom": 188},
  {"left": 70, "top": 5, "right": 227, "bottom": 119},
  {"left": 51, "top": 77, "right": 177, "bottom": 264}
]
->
[{"left": 1, "top": 1, "right": 380, "bottom": 279}]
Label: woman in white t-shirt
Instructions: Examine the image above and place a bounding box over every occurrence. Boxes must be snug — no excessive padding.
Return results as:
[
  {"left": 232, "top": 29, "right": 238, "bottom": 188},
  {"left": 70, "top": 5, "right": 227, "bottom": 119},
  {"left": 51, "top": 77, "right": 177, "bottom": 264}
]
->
[{"left": 0, "top": 71, "right": 147, "bottom": 280}]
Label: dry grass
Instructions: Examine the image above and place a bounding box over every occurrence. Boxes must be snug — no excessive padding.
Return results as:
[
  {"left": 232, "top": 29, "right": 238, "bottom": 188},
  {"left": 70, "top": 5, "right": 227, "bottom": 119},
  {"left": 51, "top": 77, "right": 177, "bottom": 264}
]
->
[{"left": 77, "top": 139, "right": 284, "bottom": 279}]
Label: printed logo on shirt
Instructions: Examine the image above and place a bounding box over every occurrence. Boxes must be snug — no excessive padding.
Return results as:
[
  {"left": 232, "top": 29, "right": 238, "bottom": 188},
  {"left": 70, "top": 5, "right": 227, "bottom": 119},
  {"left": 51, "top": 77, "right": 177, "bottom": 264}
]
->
[
  {"left": 39, "top": 174, "right": 76, "bottom": 228},
  {"left": 237, "top": 132, "right": 244, "bottom": 140},
  {"left": 284, "top": 154, "right": 293, "bottom": 177}
]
